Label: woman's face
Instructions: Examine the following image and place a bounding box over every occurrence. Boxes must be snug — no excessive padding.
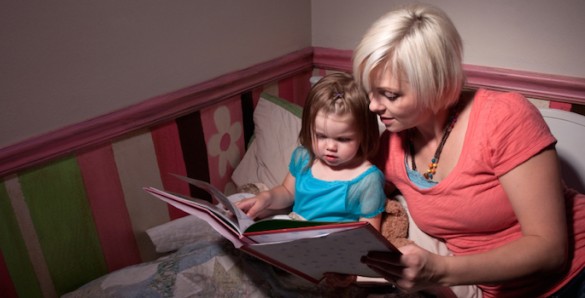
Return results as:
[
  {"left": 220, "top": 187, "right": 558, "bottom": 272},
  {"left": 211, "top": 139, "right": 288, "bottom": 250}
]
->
[{"left": 368, "top": 68, "right": 430, "bottom": 132}]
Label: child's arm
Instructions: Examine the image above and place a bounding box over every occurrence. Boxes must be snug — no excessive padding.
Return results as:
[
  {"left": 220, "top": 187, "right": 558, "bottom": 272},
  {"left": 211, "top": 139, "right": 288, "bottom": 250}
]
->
[{"left": 235, "top": 172, "right": 296, "bottom": 219}]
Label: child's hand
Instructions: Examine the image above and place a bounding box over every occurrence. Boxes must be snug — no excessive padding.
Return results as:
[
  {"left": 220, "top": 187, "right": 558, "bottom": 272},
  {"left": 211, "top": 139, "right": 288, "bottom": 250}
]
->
[
  {"left": 235, "top": 192, "right": 271, "bottom": 219},
  {"left": 323, "top": 273, "right": 357, "bottom": 287}
]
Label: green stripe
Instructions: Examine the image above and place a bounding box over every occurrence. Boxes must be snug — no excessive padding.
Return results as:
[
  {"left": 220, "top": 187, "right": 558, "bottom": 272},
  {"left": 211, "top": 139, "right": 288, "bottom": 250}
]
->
[
  {"left": 260, "top": 92, "right": 303, "bottom": 118},
  {"left": 0, "top": 181, "right": 43, "bottom": 298},
  {"left": 19, "top": 157, "right": 107, "bottom": 296}
]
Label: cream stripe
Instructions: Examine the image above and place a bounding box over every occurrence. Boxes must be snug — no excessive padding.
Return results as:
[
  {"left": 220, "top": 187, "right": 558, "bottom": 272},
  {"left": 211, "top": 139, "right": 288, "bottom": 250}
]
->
[
  {"left": 5, "top": 176, "right": 58, "bottom": 298},
  {"left": 112, "top": 130, "right": 169, "bottom": 262}
]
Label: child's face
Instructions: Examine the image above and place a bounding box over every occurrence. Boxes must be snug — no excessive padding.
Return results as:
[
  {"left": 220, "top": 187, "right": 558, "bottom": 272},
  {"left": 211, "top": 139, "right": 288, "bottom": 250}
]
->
[{"left": 312, "top": 111, "right": 361, "bottom": 168}]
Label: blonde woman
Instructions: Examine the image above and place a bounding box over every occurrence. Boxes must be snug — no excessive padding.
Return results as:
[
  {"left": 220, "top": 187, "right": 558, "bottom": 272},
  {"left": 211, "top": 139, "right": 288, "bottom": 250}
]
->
[{"left": 354, "top": 4, "right": 585, "bottom": 298}]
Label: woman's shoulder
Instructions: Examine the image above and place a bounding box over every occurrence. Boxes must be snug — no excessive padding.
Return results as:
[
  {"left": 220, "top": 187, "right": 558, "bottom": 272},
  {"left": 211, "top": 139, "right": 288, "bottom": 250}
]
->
[
  {"left": 473, "top": 88, "right": 532, "bottom": 110},
  {"left": 471, "top": 88, "right": 541, "bottom": 125}
]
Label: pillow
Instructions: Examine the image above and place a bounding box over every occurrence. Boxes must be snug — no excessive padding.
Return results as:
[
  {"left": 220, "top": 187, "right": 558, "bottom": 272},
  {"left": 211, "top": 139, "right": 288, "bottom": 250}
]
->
[{"left": 232, "top": 93, "right": 302, "bottom": 189}]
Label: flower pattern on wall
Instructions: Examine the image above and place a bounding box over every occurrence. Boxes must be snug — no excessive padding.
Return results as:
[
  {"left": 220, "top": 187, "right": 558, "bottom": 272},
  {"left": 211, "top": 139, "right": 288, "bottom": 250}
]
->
[{"left": 207, "top": 106, "right": 242, "bottom": 178}]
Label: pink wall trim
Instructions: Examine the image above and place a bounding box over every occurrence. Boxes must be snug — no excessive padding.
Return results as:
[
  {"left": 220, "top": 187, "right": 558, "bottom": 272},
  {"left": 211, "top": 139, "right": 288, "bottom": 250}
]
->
[
  {"left": 2, "top": 46, "right": 584, "bottom": 177},
  {"left": 463, "top": 65, "right": 585, "bottom": 105},
  {"left": 312, "top": 47, "right": 585, "bottom": 105}
]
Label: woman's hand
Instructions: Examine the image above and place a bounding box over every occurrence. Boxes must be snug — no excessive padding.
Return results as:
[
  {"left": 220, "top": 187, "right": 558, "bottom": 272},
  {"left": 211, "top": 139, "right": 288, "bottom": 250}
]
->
[{"left": 362, "top": 243, "right": 445, "bottom": 293}]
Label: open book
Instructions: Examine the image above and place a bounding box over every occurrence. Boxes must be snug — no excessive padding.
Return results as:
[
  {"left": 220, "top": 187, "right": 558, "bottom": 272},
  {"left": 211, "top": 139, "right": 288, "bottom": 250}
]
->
[{"left": 143, "top": 174, "right": 400, "bottom": 284}]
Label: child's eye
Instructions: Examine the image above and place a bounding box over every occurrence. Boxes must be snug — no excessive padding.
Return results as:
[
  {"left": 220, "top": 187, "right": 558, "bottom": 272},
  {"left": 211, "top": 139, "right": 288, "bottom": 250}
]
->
[
  {"left": 315, "top": 133, "right": 326, "bottom": 139},
  {"left": 337, "top": 137, "right": 352, "bottom": 143}
]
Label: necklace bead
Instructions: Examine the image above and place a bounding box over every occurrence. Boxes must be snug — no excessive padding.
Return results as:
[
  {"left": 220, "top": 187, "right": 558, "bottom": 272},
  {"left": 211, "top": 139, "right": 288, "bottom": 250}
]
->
[{"left": 409, "top": 106, "right": 459, "bottom": 181}]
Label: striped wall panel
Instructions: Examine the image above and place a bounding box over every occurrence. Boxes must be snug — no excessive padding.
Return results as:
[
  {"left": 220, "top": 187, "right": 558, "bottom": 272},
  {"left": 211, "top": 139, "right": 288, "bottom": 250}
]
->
[
  {"left": 0, "top": 73, "right": 311, "bottom": 297},
  {"left": 18, "top": 158, "right": 107, "bottom": 296},
  {"left": 150, "top": 121, "right": 190, "bottom": 220},
  {"left": 0, "top": 180, "right": 45, "bottom": 298},
  {"left": 77, "top": 145, "right": 142, "bottom": 272}
]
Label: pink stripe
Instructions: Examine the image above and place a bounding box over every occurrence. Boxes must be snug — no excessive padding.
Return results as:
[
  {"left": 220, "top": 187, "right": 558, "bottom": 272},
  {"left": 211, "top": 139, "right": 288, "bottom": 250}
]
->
[
  {"left": 150, "top": 121, "right": 189, "bottom": 220},
  {"left": 0, "top": 251, "right": 18, "bottom": 298},
  {"left": 252, "top": 86, "right": 264, "bottom": 107},
  {"left": 278, "top": 78, "right": 295, "bottom": 104},
  {"left": 278, "top": 71, "right": 311, "bottom": 107},
  {"left": 77, "top": 145, "right": 142, "bottom": 271},
  {"left": 293, "top": 70, "right": 312, "bottom": 106},
  {"left": 549, "top": 101, "right": 572, "bottom": 111}
]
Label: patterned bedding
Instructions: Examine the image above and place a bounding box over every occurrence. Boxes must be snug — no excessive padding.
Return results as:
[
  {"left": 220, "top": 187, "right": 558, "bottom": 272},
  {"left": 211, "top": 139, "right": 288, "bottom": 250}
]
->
[{"left": 62, "top": 233, "right": 418, "bottom": 298}]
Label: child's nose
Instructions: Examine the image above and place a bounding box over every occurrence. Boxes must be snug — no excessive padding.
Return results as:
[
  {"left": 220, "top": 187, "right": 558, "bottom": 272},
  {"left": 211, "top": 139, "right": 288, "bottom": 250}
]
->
[{"left": 326, "top": 140, "right": 337, "bottom": 151}]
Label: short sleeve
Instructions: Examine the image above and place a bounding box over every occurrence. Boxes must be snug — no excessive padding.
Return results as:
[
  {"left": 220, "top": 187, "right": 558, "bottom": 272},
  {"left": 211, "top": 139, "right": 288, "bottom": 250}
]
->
[
  {"left": 482, "top": 92, "right": 556, "bottom": 176},
  {"left": 288, "top": 146, "right": 310, "bottom": 178},
  {"left": 348, "top": 167, "right": 386, "bottom": 218}
]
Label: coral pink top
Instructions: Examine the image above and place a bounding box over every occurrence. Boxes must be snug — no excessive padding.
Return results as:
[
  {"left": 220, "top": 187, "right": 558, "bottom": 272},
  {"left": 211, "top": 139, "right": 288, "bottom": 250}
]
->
[{"left": 376, "top": 89, "right": 585, "bottom": 297}]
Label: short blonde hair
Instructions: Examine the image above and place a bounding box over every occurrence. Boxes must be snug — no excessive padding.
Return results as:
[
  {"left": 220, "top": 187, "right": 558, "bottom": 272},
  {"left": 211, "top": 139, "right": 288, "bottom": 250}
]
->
[
  {"left": 353, "top": 4, "right": 465, "bottom": 112},
  {"left": 299, "top": 73, "right": 380, "bottom": 164}
]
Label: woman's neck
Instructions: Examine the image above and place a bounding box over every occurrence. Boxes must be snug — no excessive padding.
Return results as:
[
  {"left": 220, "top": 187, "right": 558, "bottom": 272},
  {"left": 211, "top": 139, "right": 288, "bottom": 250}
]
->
[{"left": 412, "top": 108, "right": 451, "bottom": 144}]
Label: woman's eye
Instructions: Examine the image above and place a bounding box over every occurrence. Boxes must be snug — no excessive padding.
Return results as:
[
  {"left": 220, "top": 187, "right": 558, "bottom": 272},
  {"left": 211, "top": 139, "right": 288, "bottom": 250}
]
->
[{"left": 383, "top": 91, "right": 399, "bottom": 100}]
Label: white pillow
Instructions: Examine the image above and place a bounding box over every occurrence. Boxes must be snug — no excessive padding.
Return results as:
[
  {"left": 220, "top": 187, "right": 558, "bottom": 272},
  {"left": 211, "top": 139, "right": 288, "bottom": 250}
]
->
[{"left": 232, "top": 93, "right": 302, "bottom": 189}]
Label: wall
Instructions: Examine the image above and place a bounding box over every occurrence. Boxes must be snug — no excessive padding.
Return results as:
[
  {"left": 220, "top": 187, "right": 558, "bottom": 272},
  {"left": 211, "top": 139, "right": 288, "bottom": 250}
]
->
[
  {"left": 311, "top": 0, "right": 585, "bottom": 78},
  {"left": 0, "top": 0, "right": 311, "bottom": 148},
  {"left": 3, "top": 0, "right": 585, "bottom": 154}
]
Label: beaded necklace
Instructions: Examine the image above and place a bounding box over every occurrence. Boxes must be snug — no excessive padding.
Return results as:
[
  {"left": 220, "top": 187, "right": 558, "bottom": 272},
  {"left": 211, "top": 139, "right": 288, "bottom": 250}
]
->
[{"left": 408, "top": 106, "right": 459, "bottom": 181}]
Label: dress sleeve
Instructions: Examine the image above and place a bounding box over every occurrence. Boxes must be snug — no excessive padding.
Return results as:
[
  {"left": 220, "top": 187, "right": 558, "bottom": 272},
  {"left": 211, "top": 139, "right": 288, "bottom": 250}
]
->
[
  {"left": 348, "top": 168, "right": 387, "bottom": 218},
  {"left": 288, "top": 146, "right": 309, "bottom": 178},
  {"left": 482, "top": 92, "right": 556, "bottom": 177}
]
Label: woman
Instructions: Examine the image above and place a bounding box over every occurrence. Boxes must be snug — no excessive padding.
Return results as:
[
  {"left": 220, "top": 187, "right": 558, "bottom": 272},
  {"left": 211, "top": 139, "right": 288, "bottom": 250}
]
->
[{"left": 353, "top": 4, "right": 585, "bottom": 297}]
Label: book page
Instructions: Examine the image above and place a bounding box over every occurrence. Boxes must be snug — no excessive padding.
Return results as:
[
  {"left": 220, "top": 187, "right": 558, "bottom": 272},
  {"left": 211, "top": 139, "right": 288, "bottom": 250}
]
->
[
  {"left": 171, "top": 174, "right": 255, "bottom": 231},
  {"left": 143, "top": 187, "right": 246, "bottom": 248},
  {"left": 244, "top": 220, "right": 366, "bottom": 244}
]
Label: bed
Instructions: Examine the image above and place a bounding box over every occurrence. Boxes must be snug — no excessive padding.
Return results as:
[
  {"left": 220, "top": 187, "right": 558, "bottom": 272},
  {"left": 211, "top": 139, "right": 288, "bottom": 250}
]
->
[{"left": 60, "top": 92, "right": 488, "bottom": 298}]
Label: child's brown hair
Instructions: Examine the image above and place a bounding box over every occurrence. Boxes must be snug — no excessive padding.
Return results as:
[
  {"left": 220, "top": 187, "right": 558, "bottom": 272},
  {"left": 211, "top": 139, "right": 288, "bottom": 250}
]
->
[{"left": 298, "top": 72, "right": 380, "bottom": 165}]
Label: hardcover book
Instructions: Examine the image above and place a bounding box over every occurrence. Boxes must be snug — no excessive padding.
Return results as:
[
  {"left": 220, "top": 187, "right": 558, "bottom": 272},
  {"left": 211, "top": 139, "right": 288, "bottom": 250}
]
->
[{"left": 143, "top": 174, "right": 399, "bottom": 284}]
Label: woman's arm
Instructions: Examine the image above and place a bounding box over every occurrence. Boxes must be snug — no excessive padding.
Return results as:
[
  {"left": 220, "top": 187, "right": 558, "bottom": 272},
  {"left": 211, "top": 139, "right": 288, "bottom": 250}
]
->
[
  {"left": 438, "top": 147, "right": 568, "bottom": 285},
  {"left": 363, "top": 148, "right": 568, "bottom": 291}
]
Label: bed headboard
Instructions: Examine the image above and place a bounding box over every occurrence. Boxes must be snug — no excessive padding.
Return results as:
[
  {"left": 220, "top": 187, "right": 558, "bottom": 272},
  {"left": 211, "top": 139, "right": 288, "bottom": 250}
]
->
[{"left": 1, "top": 46, "right": 584, "bottom": 297}]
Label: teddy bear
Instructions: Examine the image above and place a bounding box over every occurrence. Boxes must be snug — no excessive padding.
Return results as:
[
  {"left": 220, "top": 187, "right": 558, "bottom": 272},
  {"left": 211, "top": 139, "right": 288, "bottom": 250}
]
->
[
  {"left": 236, "top": 182, "right": 269, "bottom": 195},
  {"left": 380, "top": 197, "right": 413, "bottom": 248}
]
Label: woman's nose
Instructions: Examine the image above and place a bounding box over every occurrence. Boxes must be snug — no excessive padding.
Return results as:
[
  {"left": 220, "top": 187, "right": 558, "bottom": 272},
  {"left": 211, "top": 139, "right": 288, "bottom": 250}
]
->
[{"left": 369, "top": 97, "right": 384, "bottom": 113}]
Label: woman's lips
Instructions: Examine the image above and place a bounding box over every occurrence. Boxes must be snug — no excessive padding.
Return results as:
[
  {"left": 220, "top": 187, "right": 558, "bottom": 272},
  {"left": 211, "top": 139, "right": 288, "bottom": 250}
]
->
[{"left": 379, "top": 116, "right": 395, "bottom": 126}]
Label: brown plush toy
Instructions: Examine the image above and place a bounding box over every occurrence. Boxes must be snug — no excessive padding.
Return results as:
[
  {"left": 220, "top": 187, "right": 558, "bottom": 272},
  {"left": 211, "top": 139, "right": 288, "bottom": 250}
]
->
[{"left": 380, "top": 197, "right": 413, "bottom": 248}]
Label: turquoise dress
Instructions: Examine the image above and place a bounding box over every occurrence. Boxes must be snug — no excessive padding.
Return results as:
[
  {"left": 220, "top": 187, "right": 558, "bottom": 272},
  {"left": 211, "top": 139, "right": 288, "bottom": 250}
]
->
[{"left": 289, "top": 146, "right": 386, "bottom": 222}]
